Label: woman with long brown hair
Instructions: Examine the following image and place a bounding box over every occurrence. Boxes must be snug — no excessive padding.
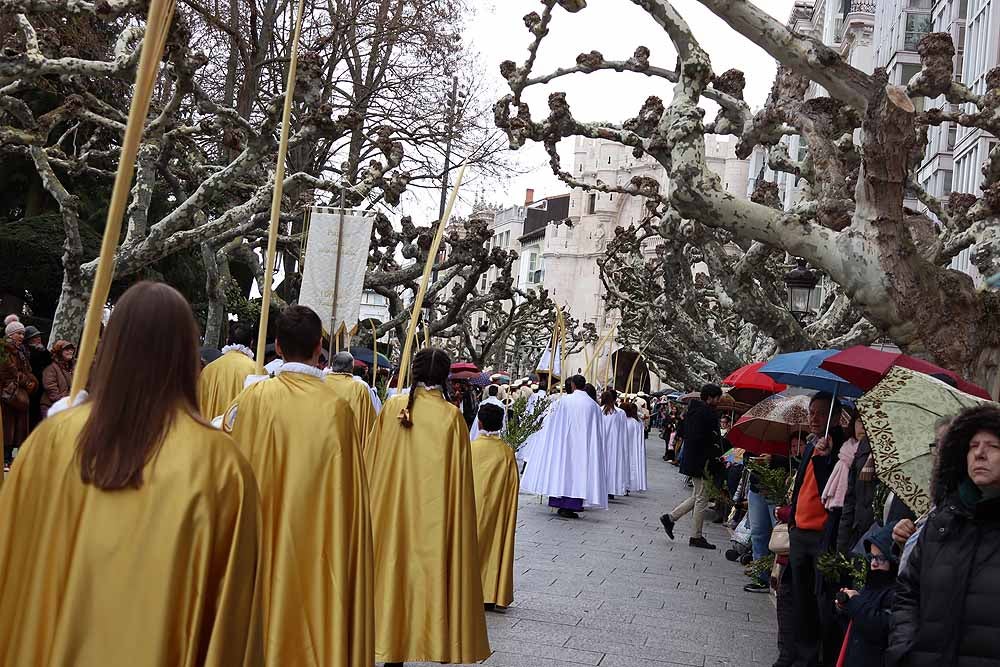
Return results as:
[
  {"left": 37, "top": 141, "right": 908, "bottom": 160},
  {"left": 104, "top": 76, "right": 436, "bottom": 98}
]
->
[
  {"left": 0, "top": 281, "right": 263, "bottom": 667},
  {"left": 365, "top": 347, "right": 490, "bottom": 666}
]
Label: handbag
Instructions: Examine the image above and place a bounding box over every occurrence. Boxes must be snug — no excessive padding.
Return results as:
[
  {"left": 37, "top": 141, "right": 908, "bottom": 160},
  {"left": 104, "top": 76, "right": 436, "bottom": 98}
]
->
[{"left": 769, "top": 522, "right": 790, "bottom": 555}]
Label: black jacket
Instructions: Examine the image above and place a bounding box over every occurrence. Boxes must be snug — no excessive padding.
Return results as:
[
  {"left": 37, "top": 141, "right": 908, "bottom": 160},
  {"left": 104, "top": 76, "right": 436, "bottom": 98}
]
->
[
  {"left": 788, "top": 428, "right": 846, "bottom": 531},
  {"left": 844, "top": 584, "right": 896, "bottom": 667},
  {"left": 886, "top": 493, "right": 1000, "bottom": 667},
  {"left": 839, "top": 437, "right": 876, "bottom": 552},
  {"left": 677, "top": 399, "right": 719, "bottom": 479}
]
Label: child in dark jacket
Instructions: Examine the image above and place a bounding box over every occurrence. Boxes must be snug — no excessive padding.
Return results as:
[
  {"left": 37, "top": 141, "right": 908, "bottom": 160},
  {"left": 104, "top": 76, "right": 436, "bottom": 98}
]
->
[{"left": 835, "top": 524, "right": 898, "bottom": 667}]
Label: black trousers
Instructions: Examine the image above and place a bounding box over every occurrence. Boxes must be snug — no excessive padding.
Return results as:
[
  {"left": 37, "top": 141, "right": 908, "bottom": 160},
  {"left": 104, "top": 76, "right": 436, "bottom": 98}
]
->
[
  {"left": 789, "top": 527, "right": 843, "bottom": 667},
  {"left": 774, "top": 563, "right": 796, "bottom": 667}
]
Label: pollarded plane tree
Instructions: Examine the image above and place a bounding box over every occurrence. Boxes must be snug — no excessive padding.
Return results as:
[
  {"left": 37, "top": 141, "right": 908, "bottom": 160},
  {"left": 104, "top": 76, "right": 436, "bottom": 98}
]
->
[
  {"left": 0, "top": 0, "right": 515, "bottom": 348},
  {"left": 496, "top": 0, "right": 1000, "bottom": 395}
]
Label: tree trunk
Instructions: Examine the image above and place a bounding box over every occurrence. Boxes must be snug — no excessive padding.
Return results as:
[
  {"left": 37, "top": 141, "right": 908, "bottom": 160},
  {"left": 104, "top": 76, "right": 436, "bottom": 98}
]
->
[
  {"left": 49, "top": 274, "right": 91, "bottom": 345},
  {"left": 202, "top": 242, "right": 226, "bottom": 348}
]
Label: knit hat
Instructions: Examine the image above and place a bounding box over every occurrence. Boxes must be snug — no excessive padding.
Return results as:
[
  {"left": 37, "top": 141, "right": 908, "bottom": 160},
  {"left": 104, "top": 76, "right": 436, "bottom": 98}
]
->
[{"left": 5, "top": 321, "right": 25, "bottom": 336}]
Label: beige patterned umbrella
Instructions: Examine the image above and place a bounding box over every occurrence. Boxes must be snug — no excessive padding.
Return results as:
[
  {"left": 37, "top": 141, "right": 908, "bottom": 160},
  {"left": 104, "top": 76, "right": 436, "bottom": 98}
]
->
[{"left": 857, "top": 366, "right": 992, "bottom": 515}]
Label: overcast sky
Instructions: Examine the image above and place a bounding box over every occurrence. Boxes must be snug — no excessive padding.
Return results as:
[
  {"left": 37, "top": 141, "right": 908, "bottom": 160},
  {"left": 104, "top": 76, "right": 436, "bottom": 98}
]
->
[{"left": 407, "top": 0, "right": 796, "bottom": 217}]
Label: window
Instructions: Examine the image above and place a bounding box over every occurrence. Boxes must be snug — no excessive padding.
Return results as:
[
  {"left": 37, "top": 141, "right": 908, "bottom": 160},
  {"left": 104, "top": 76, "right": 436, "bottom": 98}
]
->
[
  {"left": 904, "top": 13, "right": 932, "bottom": 50},
  {"left": 479, "top": 273, "right": 487, "bottom": 290},
  {"left": 941, "top": 170, "right": 953, "bottom": 194},
  {"left": 528, "top": 252, "right": 538, "bottom": 272},
  {"left": 900, "top": 63, "right": 922, "bottom": 85},
  {"left": 907, "top": 0, "right": 932, "bottom": 8},
  {"left": 586, "top": 193, "right": 597, "bottom": 214},
  {"left": 608, "top": 156, "right": 612, "bottom": 165},
  {"left": 948, "top": 125, "right": 957, "bottom": 150}
]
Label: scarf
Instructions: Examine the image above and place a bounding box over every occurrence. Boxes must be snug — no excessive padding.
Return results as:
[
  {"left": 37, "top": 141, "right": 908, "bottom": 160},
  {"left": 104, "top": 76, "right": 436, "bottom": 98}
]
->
[{"left": 821, "top": 437, "right": 859, "bottom": 510}]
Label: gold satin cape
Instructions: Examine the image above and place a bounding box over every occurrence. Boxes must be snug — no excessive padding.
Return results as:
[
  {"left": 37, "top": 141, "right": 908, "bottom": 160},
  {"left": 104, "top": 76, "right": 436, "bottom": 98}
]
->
[
  {"left": 0, "top": 407, "right": 263, "bottom": 667},
  {"left": 365, "top": 387, "right": 491, "bottom": 663},
  {"left": 325, "top": 372, "right": 376, "bottom": 446},
  {"left": 198, "top": 350, "right": 256, "bottom": 419},
  {"left": 470, "top": 434, "right": 520, "bottom": 607},
  {"left": 224, "top": 370, "right": 374, "bottom": 667}
]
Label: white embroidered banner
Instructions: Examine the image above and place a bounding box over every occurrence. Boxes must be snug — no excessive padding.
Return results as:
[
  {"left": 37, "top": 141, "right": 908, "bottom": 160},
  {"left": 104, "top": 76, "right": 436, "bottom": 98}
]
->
[{"left": 299, "top": 207, "right": 374, "bottom": 333}]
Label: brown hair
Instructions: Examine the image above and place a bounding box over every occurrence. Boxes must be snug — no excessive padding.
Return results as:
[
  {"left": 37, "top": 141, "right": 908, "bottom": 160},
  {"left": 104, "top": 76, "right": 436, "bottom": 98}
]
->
[
  {"left": 399, "top": 347, "right": 451, "bottom": 428},
  {"left": 600, "top": 388, "right": 618, "bottom": 415},
  {"left": 77, "top": 282, "right": 202, "bottom": 490}
]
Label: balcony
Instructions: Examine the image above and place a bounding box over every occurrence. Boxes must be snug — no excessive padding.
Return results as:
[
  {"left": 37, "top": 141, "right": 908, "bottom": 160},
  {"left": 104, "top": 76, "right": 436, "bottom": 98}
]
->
[{"left": 848, "top": 1, "right": 875, "bottom": 13}]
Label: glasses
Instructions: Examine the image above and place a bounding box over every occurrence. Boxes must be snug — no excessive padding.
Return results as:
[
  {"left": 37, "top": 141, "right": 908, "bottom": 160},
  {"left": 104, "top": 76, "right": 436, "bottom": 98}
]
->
[{"left": 867, "top": 553, "right": 890, "bottom": 565}]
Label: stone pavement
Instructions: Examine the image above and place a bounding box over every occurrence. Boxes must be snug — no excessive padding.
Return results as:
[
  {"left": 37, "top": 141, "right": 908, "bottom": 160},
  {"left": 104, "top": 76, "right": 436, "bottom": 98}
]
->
[{"left": 405, "top": 436, "right": 779, "bottom": 667}]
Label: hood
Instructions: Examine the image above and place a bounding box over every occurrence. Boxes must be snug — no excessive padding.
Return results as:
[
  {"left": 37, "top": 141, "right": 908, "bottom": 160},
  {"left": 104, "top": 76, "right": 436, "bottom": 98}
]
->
[
  {"left": 863, "top": 524, "right": 896, "bottom": 560},
  {"left": 931, "top": 405, "right": 1000, "bottom": 505}
]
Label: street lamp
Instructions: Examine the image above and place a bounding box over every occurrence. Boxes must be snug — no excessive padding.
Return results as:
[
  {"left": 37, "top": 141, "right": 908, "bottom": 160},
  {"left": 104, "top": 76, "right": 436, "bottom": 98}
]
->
[{"left": 783, "top": 258, "right": 818, "bottom": 321}]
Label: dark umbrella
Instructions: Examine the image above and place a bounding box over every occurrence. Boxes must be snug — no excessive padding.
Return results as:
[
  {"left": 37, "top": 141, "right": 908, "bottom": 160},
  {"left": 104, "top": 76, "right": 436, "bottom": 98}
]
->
[
  {"left": 819, "top": 345, "right": 991, "bottom": 400},
  {"left": 349, "top": 346, "right": 391, "bottom": 369}
]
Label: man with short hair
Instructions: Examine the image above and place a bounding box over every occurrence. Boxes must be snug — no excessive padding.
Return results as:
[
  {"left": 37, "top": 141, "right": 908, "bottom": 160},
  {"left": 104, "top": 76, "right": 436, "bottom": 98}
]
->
[
  {"left": 521, "top": 374, "right": 608, "bottom": 518},
  {"left": 660, "top": 383, "right": 723, "bottom": 549},
  {"left": 788, "top": 391, "right": 846, "bottom": 667},
  {"left": 198, "top": 324, "right": 256, "bottom": 420},
  {"left": 224, "top": 305, "right": 373, "bottom": 666},
  {"left": 325, "top": 351, "right": 377, "bottom": 448}
]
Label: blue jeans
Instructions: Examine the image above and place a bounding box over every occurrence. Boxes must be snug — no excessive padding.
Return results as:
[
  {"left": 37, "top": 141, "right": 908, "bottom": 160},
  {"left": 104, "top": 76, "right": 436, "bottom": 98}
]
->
[{"left": 747, "top": 489, "right": 776, "bottom": 583}]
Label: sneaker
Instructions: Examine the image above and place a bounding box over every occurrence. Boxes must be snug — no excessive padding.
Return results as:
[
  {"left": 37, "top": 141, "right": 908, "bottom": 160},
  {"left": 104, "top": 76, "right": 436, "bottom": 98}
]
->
[
  {"left": 744, "top": 582, "right": 770, "bottom": 594},
  {"left": 659, "top": 514, "right": 675, "bottom": 540},
  {"left": 725, "top": 548, "right": 741, "bottom": 562},
  {"left": 689, "top": 536, "right": 717, "bottom": 550}
]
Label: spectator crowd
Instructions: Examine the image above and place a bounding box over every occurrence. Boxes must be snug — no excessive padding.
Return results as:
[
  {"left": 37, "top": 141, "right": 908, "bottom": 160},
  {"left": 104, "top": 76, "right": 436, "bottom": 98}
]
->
[{"left": 655, "top": 383, "right": 1000, "bottom": 667}]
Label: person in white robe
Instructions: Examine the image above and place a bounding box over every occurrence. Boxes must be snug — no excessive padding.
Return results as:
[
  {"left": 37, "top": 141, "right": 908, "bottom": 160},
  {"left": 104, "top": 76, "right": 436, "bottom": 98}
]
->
[
  {"left": 599, "top": 389, "right": 630, "bottom": 498},
  {"left": 520, "top": 375, "right": 607, "bottom": 518},
  {"left": 623, "top": 401, "right": 648, "bottom": 492}
]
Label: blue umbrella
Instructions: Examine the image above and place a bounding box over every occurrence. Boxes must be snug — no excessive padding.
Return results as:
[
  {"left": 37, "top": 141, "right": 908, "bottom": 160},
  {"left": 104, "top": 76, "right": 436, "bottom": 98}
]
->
[
  {"left": 761, "top": 350, "right": 863, "bottom": 435},
  {"left": 349, "top": 346, "right": 391, "bottom": 369}
]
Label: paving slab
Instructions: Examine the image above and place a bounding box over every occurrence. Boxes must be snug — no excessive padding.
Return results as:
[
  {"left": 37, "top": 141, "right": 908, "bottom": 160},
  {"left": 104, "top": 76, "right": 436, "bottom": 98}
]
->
[{"left": 388, "top": 436, "right": 778, "bottom": 667}]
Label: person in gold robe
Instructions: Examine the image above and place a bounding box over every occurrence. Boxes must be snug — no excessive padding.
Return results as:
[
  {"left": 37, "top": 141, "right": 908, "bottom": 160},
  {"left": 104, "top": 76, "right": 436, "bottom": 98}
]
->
[
  {"left": 223, "top": 305, "right": 373, "bottom": 667},
  {"left": 0, "top": 281, "right": 262, "bottom": 667},
  {"left": 367, "top": 347, "right": 491, "bottom": 666},
  {"left": 198, "top": 323, "right": 256, "bottom": 420},
  {"left": 325, "top": 351, "right": 376, "bottom": 445},
  {"left": 470, "top": 402, "right": 519, "bottom": 610}
]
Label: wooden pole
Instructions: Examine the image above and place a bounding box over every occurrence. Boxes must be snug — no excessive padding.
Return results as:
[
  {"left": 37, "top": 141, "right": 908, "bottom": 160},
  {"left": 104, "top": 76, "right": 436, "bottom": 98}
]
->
[
  {"left": 545, "top": 314, "right": 560, "bottom": 393},
  {"left": 395, "top": 163, "right": 467, "bottom": 392},
  {"left": 371, "top": 320, "right": 378, "bottom": 387},
  {"left": 557, "top": 305, "right": 567, "bottom": 383},
  {"left": 327, "top": 187, "right": 347, "bottom": 363},
  {"left": 253, "top": 0, "right": 308, "bottom": 374},
  {"left": 70, "top": 0, "right": 177, "bottom": 400}
]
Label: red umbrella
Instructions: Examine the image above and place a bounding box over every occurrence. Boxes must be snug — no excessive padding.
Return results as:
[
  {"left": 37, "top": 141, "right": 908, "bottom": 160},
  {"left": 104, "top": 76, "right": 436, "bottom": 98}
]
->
[
  {"left": 722, "top": 361, "right": 788, "bottom": 405},
  {"left": 727, "top": 394, "right": 811, "bottom": 456},
  {"left": 819, "top": 346, "right": 991, "bottom": 400}
]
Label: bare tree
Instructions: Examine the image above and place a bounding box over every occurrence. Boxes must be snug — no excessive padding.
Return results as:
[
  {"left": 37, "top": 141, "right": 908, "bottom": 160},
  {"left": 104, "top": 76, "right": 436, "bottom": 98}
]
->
[
  {"left": 0, "top": 0, "right": 514, "bottom": 346},
  {"left": 497, "top": 0, "right": 1000, "bottom": 394}
]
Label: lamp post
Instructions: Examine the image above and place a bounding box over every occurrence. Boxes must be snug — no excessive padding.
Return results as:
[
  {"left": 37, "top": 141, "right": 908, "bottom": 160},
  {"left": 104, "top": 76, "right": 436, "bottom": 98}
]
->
[{"left": 783, "top": 258, "right": 819, "bottom": 322}]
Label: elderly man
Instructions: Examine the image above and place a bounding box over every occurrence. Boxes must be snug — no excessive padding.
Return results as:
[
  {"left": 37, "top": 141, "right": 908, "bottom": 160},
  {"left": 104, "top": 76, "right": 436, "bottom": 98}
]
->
[
  {"left": 326, "top": 352, "right": 377, "bottom": 447},
  {"left": 787, "top": 392, "right": 847, "bottom": 667}
]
